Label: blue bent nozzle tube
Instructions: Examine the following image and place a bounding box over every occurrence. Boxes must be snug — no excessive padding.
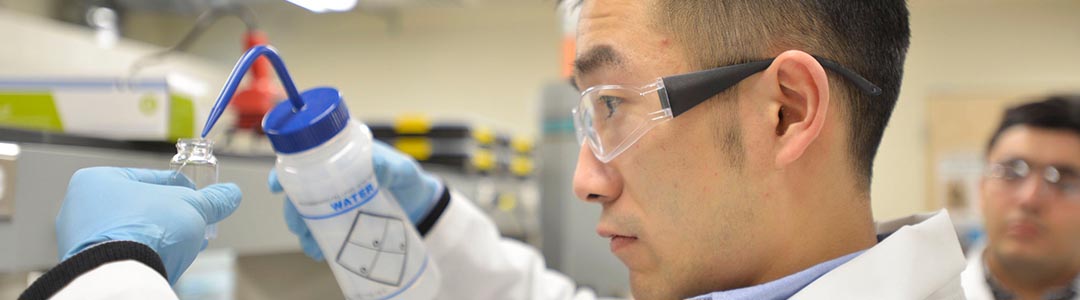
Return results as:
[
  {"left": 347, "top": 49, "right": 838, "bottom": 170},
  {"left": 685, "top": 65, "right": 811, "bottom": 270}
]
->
[{"left": 201, "top": 45, "right": 306, "bottom": 138}]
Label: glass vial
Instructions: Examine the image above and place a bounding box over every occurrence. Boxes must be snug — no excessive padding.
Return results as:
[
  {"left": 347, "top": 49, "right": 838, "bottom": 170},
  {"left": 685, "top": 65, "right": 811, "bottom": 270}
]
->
[{"left": 171, "top": 138, "right": 220, "bottom": 239}]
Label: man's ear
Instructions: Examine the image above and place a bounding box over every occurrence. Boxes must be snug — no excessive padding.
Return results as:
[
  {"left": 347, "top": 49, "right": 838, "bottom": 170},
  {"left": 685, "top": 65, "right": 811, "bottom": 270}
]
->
[{"left": 767, "top": 50, "right": 831, "bottom": 168}]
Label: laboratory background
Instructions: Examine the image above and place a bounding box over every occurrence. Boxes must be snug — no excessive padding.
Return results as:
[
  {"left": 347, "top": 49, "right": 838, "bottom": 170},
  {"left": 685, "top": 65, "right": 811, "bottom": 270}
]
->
[{"left": 0, "top": 0, "right": 1079, "bottom": 299}]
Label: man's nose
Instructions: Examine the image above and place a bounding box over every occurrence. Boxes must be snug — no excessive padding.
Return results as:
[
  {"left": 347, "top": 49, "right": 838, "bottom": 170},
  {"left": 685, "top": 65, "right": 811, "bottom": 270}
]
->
[
  {"left": 1016, "top": 175, "right": 1052, "bottom": 211},
  {"left": 572, "top": 145, "right": 622, "bottom": 205}
]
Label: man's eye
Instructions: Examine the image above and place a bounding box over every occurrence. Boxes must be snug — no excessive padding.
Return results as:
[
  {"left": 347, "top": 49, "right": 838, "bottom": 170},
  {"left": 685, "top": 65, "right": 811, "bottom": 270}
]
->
[
  {"left": 1002, "top": 160, "right": 1029, "bottom": 180},
  {"left": 1056, "top": 175, "right": 1080, "bottom": 194},
  {"left": 1002, "top": 169, "right": 1025, "bottom": 181},
  {"left": 600, "top": 95, "right": 623, "bottom": 118}
]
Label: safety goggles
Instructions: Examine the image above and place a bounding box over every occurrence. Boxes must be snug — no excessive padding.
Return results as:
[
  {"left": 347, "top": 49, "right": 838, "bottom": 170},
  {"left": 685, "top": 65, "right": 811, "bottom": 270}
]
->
[
  {"left": 572, "top": 56, "right": 882, "bottom": 163},
  {"left": 985, "top": 158, "right": 1080, "bottom": 199}
]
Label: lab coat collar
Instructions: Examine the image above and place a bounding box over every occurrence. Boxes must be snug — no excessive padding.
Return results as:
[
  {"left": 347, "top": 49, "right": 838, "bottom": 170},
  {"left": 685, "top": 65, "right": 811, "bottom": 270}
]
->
[
  {"left": 962, "top": 242, "right": 1080, "bottom": 300},
  {"left": 791, "top": 210, "right": 967, "bottom": 300}
]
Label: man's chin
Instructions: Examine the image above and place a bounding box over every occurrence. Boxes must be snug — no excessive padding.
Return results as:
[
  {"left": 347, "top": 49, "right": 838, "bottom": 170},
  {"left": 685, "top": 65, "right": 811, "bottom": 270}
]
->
[
  {"left": 628, "top": 272, "right": 658, "bottom": 300},
  {"left": 993, "top": 243, "right": 1053, "bottom": 266},
  {"left": 628, "top": 270, "right": 680, "bottom": 300}
]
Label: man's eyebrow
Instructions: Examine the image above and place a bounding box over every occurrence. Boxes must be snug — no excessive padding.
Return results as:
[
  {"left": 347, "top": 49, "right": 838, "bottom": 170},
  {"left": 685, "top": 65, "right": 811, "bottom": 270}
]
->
[{"left": 573, "top": 45, "right": 624, "bottom": 78}]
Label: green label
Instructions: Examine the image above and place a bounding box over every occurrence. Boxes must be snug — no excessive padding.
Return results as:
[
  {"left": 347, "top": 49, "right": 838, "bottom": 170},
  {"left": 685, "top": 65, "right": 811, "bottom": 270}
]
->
[
  {"left": 168, "top": 94, "right": 195, "bottom": 140},
  {"left": 0, "top": 93, "right": 64, "bottom": 132},
  {"left": 139, "top": 93, "right": 159, "bottom": 116}
]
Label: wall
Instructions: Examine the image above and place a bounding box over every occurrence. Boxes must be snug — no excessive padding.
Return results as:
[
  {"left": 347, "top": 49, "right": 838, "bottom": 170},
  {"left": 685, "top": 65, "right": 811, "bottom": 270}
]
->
[
  {"left": 875, "top": 0, "right": 1080, "bottom": 219},
  {"left": 0, "top": 0, "right": 54, "bottom": 17},
  {"left": 121, "top": 2, "right": 562, "bottom": 138}
]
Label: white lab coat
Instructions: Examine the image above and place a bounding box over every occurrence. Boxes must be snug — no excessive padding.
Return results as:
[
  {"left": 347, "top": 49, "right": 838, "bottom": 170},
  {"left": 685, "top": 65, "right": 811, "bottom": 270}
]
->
[
  {"left": 791, "top": 211, "right": 968, "bottom": 300},
  {"left": 960, "top": 244, "right": 997, "bottom": 300},
  {"left": 961, "top": 243, "right": 1080, "bottom": 300},
  {"left": 49, "top": 261, "right": 178, "bottom": 300},
  {"left": 39, "top": 193, "right": 968, "bottom": 300}
]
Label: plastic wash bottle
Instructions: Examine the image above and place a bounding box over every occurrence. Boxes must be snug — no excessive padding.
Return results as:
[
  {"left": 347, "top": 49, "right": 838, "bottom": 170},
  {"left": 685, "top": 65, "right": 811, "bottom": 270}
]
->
[{"left": 201, "top": 46, "right": 440, "bottom": 300}]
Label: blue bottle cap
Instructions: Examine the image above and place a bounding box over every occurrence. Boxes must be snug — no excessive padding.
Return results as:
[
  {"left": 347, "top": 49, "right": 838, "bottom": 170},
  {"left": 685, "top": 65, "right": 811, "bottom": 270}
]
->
[{"left": 262, "top": 87, "right": 350, "bottom": 154}]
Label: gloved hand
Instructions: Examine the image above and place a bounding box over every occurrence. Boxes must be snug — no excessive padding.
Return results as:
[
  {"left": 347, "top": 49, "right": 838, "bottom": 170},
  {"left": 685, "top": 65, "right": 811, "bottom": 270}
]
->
[
  {"left": 269, "top": 141, "right": 442, "bottom": 261},
  {"left": 56, "top": 167, "right": 242, "bottom": 284}
]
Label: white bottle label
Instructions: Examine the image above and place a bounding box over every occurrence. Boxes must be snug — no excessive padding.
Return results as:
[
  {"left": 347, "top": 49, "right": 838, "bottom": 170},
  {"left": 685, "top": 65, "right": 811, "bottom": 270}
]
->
[
  {"left": 297, "top": 181, "right": 379, "bottom": 219},
  {"left": 331, "top": 183, "right": 377, "bottom": 212},
  {"left": 292, "top": 177, "right": 435, "bottom": 299},
  {"left": 336, "top": 211, "right": 423, "bottom": 287}
]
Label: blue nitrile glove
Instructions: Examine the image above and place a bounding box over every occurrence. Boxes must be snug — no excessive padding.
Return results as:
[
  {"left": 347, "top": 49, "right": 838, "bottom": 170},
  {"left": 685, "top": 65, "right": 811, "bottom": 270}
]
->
[
  {"left": 268, "top": 140, "right": 442, "bottom": 261},
  {"left": 56, "top": 167, "right": 242, "bottom": 284}
]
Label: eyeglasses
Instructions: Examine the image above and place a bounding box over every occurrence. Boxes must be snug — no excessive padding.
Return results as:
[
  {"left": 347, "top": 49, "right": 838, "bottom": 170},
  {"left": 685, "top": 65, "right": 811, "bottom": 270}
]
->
[
  {"left": 985, "top": 158, "right": 1080, "bottom": 198},
  {"left": 571, "top": 56, "right": 882, "bottom": 163}
]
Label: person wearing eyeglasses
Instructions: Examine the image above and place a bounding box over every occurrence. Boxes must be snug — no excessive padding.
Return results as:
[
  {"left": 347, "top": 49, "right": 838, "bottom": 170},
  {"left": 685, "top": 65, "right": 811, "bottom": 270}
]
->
[
  {"left": 22, "top": 0, "right": 967, "bottom": 300},
  {"left": 962, "top": 95, "right": 1080, "bottom": 300}
]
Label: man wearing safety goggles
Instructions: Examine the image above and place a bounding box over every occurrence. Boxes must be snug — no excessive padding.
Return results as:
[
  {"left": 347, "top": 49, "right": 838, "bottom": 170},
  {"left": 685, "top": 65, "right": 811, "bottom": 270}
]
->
[
  {"left": 563, "top": 0, "right": 966, "bottom": 299},
  {"left": 22, "top": 0, "right": 968, "bottom": 300},
  {"left": 963, "top": 96, "right": 1080, "bottom": 300}
]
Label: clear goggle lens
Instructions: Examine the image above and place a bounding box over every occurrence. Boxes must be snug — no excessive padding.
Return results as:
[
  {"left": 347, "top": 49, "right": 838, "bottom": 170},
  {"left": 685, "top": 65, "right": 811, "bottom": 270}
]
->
[{"left": 572, "top": 81, "right": 672, "bottom": 163}]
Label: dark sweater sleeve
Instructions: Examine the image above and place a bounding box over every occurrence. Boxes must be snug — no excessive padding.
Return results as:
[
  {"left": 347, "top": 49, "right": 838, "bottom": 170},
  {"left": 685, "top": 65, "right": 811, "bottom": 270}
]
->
[{"left": 19, "top": 241, "right": 167, "bottom": 300}]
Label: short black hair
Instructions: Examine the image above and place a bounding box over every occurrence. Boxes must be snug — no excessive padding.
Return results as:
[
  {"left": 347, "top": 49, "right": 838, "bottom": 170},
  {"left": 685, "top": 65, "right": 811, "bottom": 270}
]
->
[
  {"left": 651, "top": 0, "right": 911, "bottom": 188},
  {"left": 986, "top": 94, "right": 1080, "bottom": 153}
]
